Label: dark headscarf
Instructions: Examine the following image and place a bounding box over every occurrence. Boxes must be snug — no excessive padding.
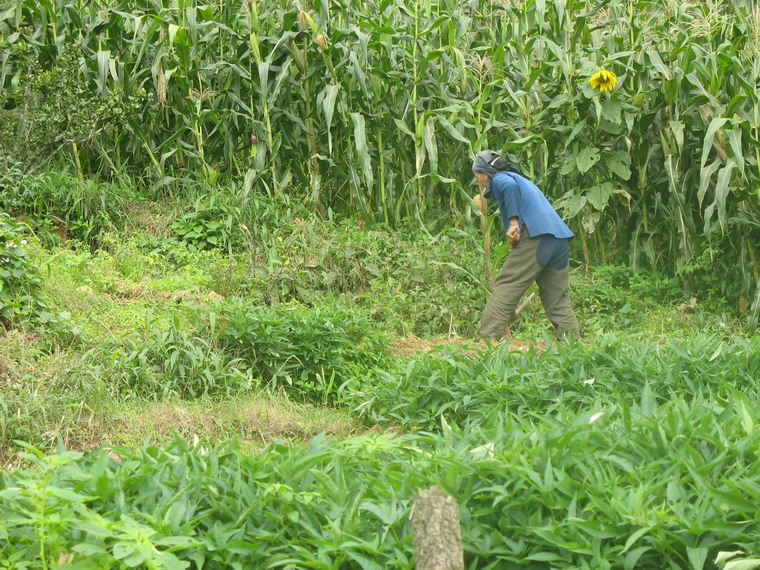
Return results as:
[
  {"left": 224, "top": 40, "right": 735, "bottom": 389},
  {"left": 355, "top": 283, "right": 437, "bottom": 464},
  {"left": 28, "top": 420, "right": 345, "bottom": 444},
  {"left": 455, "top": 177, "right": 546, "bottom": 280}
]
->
[
  {"left": 472, "top": 150, "right": 502, "bottom": 176},
  {"left": 472, "top": 150, "right": 526, "bottom": 179}
]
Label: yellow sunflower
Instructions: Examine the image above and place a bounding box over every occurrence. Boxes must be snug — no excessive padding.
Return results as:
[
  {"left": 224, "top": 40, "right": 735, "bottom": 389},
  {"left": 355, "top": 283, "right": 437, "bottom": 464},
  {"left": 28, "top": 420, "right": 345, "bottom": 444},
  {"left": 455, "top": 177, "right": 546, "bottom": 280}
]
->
[{"left": 588, "top": 69, "right": 618, "bottom": 92}]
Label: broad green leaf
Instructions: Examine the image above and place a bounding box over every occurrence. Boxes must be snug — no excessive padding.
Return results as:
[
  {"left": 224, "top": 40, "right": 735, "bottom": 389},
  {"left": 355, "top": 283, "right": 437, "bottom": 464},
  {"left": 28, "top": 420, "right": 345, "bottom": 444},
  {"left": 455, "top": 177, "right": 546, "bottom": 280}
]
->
[
  {"left": 576, "top": 147, "right": 600, "bottom": 174},
  {"left": 555, "top": 195, "right": 586, "bottom": 218},
  {"left": 727, "top": 127, "right": 744, "bottom": 177},
  {"left": 717, "top": 552, "right": 748, "bottom": 565},
  {"left": 502, "top": 136, "right": 538, "bottom": 149},
  {"left": 602, "top": 99, "right": 622, "bottom": 124},
  {"left": 96, "top": 50, "right": 111, "bottom": 93},
  {"left": 559, "top": 156, "right": 577, "bottom": 175},
  {"left": 350, "top": 112, "right": 373, "bottom": 192},
  {"left": 77, "top": 522, "right": 114, "bottom": 538},
  {"left": 700, "top": 118, "right": 730, "bottom": 169},
  {"left": 640, "top": 383, "right": 655, "bottom": 416},
  {"left": 607, "top": 151, "right": 631, "bottom": 180},
  {"left": 48, "top": 486, "right": 93, "bottom": 503},
  {"left": 621, "top": 526, "right": 652, "bottom": 554},
  {"left": 168, "top": 24, "right": 189, "bottom": 46},
  {"left": 319, "top": 84, "right": 340, "bottom": 155},
  {"left": 437, "top": 115, "right": 471, "bottom": 146},
  {"left": 72, "top": 543, "right": 109, "bottom": 556},
  {"left": 687, "top": 546, "right": 709, "bottom": 570},
  {"left": 647, "top": 51, "right": 672, "bottom": 79},
  {"left": 392, "top": 118, "right": 414, "bottom": 138},
  {"left": 714, "top": 160, "right": 737, "bottom": 231},
  {"left": 738, "top": 399, "right": 754, "bottom": 435},
  {"left": 112, "top": 542, "right": 135, "bottom": 560},
  {"left": 563, "top": 120, "right": 587, "bottom": 149},
  {"left": 422, "top": 115, "right": 438, "bottom": 174},
  {"left": 526, "top": 552, "right": 563, "bottom": 561},
  {"left": 724, "top": 561, "right": 760, "bottom": 570},
  {"left": 669, "top": 120, "right": 685, "bottom": 153},
  {"left": 586, "top": 183, "right": 613, "bottom": 210},
  {"left": 698, "top": 160, "right": 721, "bottom": 207},
  {"left": 624, "top": 546, "right": 651, "bottom": 570}
]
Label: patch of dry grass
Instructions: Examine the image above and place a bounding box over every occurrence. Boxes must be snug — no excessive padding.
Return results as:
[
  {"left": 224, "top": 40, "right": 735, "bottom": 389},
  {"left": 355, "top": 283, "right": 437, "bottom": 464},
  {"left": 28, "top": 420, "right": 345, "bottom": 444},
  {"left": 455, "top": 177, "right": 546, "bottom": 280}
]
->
[{"left": 0, "top": 392, "right": 359, "bottom": 465}]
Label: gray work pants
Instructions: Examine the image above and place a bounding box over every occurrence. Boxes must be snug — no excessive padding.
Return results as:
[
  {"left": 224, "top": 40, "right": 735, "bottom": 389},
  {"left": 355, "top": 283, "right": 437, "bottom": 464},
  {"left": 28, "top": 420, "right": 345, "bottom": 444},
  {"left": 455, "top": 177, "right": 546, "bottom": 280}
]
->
[{"left": 477, "top": 235, "right": 580, "bottom": 341}]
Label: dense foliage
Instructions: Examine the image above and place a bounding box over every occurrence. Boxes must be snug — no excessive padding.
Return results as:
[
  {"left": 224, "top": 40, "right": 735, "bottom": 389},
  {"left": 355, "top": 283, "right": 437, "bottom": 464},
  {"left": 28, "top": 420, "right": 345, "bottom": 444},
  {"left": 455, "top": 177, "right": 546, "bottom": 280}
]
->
[
  {"left": 1, "top": 0, "right": 758, "bottom": 322},
  {"left": 350, "top": 335, "right": 760, "bottom": 431},
  {"left": 1, "top": 1, "right": 760, "bottom": 567},
  {"left": 2, "top": 337, "right": 760, "bottom": 568},
  {"left": 219, "top": 299, "right": 391, "bottom": 404}
]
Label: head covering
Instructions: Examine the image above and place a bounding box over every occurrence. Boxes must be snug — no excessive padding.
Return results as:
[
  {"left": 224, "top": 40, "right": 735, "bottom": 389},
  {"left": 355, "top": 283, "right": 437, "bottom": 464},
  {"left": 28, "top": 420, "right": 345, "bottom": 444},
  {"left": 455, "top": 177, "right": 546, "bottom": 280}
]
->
[
  {"left": 472, "top": 150, "right": 528, "bottom": 180},
  {"left": 472, "top": 150, "right": 502, "bottom": 176}
]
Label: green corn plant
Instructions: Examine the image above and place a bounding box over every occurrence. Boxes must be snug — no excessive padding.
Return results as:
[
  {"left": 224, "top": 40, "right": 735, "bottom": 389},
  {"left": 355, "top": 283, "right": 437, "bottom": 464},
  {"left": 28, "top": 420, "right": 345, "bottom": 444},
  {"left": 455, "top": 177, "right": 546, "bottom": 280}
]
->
[{"left": 1, "top": 0, "right": 758, "bottom": 328}]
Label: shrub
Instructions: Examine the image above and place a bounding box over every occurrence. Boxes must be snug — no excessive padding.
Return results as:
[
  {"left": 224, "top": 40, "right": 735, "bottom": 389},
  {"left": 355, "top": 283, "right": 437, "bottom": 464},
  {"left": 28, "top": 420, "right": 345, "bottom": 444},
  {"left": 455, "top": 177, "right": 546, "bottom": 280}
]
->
[
  {"left": 84, "top": 318, "right": 255, "bottom": 399},
  {"left": 0, "top": 170, "right": 139, "bottom": 247},
  {"left": 0, "top": 214, "right": 80, "bottom": 344},
  {"left": 170, "top": 195, "right": 241, "bottom": 253},
  {"left": 0, "top": 215, "right": 42, "bottom": 325},
  {"left": 0, "top": 42, "right": 144, "bottom": 175},
  {"left": 219, "top": 299, "right": 391, "bottom": 404}
]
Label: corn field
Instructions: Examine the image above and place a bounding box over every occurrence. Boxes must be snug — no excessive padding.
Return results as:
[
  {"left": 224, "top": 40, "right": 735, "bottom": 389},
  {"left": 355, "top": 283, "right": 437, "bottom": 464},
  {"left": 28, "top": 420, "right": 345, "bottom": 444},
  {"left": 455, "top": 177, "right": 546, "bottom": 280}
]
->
[{"left": 1, "top": 0, "right": 759, "bottom": 322}]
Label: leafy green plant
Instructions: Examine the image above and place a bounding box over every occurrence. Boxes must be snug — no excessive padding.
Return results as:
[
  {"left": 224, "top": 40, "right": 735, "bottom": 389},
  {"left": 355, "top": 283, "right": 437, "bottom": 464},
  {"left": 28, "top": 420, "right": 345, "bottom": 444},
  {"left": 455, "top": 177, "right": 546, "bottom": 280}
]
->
[
  {"left": 0, "top": 42, "right": 144, "bottom": 177},
  {"left": 349, "top": 335, "right": 760, "bottom": 432},
  {"left": 0, "top": 213, "right": 81, "bottom": 345},
  {"left": 0, "top": 215, "right": 41, "bottom": 325},
  {"left": 0, "top": 444, "right": 190, "bottom": 569},
  {"left": 84, "top": 319, "right": 255, "bottom": 399},
  {"left": 170, "top": 196, "right": 240, "bottom": 253},
  {"left": 219, "top": 299, "right": 390, "bottom": 404},
  {"left": 0, "top": 170, "right": 138, "bottom": 247},
  {"left": 4, "top": 383, "right": 760, "bottom": 569}
]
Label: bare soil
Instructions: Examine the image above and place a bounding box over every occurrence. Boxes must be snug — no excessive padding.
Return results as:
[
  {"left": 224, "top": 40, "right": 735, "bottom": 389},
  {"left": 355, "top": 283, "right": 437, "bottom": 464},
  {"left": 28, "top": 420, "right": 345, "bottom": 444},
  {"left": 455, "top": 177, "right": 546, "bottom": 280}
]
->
[{"left": 389, "top": 335, "right": 545, "bottom": 357}]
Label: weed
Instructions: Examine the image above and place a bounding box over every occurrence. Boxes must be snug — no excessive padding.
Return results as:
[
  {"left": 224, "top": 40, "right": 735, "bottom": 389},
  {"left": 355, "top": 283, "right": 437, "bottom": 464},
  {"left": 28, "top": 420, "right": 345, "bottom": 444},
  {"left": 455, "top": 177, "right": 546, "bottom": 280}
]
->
[
  {"left": 0, "top": 214, "right": 82, "bottom": 345},
  {"left": 219, "top": 299, "right": 391, "bottom": 405},
  {"left": 170, "top": 195, "right": 241, "bottom": 254},
  {"left": 349, "top": 335, "right": 760, "bottom": 432},
  {"left": 0, "top": 170, "right": 139, "bottom": 248},
  {"left": 83, "top": 318, "right": 256, "bottom": 399}
]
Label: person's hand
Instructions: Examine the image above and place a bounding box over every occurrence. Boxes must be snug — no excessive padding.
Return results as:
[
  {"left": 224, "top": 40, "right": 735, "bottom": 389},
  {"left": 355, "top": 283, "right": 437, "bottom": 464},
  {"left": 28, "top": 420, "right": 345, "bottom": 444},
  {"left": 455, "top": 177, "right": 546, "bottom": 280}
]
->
[
  {"left": 506, "top": 224, "right": 520, "bottom": 244},
  {"left": 472, "top": 194, "right": 485, "bottom": 214}
]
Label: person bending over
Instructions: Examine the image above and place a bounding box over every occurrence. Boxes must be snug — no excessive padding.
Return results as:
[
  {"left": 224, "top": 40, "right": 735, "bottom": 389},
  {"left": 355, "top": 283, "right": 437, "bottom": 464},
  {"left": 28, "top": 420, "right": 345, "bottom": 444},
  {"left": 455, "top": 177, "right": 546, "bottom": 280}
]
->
[{"left": 472, "top": 149, "right": 581, "bottom": 341}]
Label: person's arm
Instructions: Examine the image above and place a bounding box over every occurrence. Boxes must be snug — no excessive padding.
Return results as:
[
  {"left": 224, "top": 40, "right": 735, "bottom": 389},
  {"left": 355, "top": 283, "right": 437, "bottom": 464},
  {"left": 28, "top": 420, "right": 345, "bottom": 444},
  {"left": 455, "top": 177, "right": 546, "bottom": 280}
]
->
[
  {"left": 494, "top": 176, "right": 522, "bottom": 243},
  {"left": 506, "top": 216, "right": 520, "bottom": 244}
]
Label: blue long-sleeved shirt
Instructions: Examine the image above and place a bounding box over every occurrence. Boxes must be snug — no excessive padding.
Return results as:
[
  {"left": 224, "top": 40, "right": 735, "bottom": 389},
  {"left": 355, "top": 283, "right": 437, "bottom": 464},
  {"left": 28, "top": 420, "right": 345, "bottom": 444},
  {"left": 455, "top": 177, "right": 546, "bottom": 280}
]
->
[{"left": 489, "top": 171, "right": 574, "bottom": 239}]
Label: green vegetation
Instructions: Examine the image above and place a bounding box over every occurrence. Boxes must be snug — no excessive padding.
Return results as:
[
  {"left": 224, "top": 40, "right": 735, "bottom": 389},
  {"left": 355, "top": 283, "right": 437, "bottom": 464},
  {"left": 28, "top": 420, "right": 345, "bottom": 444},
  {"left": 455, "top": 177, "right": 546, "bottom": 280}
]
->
[
  {"left": 1, "top": 176, "right": 755, "bottom": 565},
  {"left": 4, "top": 356, "right": 760, "bottom": 567},
  {"left": 1, "top": 0, "right": 759, "bottom": 316},
  {"left": 1, "top": 0, "right": 759, "bottom": 567}
]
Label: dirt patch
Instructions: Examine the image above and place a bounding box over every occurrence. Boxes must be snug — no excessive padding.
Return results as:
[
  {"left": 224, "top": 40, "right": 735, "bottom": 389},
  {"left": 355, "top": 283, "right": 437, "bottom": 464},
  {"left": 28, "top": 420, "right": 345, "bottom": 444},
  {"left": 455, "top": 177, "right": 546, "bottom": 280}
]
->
[
  {"left": 509, "top": 339, "right": 547, "bottom": 352},
  {"left": 389, "top": 336, "right": 469, "bottom": 357},
  {"left": 390, "top": 335, "right": 545, "bottom": 357}
]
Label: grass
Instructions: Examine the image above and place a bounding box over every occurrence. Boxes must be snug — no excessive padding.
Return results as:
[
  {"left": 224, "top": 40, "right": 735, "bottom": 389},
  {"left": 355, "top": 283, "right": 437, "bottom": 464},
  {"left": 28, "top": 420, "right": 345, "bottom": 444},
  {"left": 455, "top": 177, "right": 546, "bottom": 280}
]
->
[
  {"left": 2, "top": 191, "right": 748, "bottom": 453},
  {"left": 1, "top": 178, "right": 756, "bottom": 567},
  {"left": 4, "top": 391, "right": 760, "bottom": 567},
  {"left": 0, "top": 325, "right": 356, "bottom": 468}
]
